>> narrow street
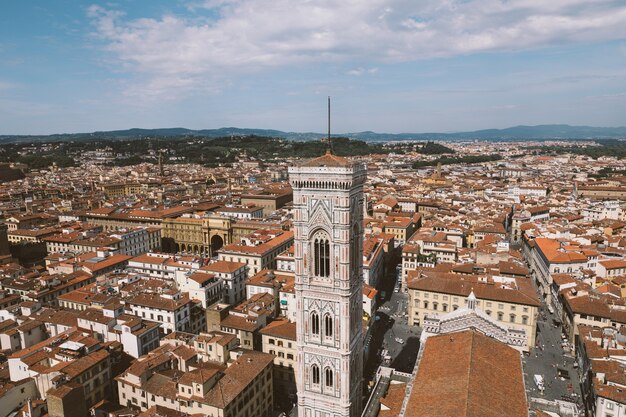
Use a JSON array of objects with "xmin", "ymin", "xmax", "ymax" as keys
[
  {"xmin": 364, "ymin": 266, "xmax": 421, "ymax": 391},
  {"xmin": 522, "ymin": 305, "xmax": 582, "ymax": 407}
]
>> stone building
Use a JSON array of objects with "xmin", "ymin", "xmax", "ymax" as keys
[{"xmin": 289, "ymin": 150, "xmax": 366, "ymax": 417}]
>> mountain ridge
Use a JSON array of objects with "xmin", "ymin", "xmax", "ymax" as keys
[{"xmin": 1, "ymin": 124, "xmax": 626, "ymax": 143}]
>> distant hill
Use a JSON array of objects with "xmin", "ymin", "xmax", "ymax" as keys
[
  {"xmin": 1, "ymin": 124, "xmax": 625, "ymax": 143},
  {"xmin": 342, "ymin": 125, "xmax": 626, "ymax": 141}
]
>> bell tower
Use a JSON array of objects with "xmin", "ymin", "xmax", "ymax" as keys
[{"xmin": 289, "ymin": 146, "xmax": 366, "ymax": 417}]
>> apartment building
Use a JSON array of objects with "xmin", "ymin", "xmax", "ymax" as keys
[
  {"xmin": 410, "ymin": 231, "xmax": 458, "ymax": 264},
  {"xmin": 276, "ymin": 246, "xmax": 295, "ymax": 274},
  {"xmin": 215, "ymin": 205, "xmax": 264, "ymax": 219},
  {"xmin": 159, "ymin": 330, "xmax": 238, "ymax": 364},
  {"xmin": 211, "ymin": 293, "xmax": 274, "ymax": 350},
  {"xmin": 8, "ymin": 330, "xmax": 112, "ymax": 408},
  {"xmin": 174, "ymin": 269, "xmax": 223, "ymax": 308},
  {"xmin": 576, "ymin": 325, "xmax": 626, "ymax": 417},
  {"xmin": 115, "ymin": 345, "xmax": 274, "ymax": 417},
  {"xmin": 0, "ymin": 319, "xmax": 47, "ymax": 352},
  {"xmin": 245, "ymin": 269, "xmax": 294, "ymax": 302},
  {"xmin": 8, "ymin": 227, "xmax": 58, "ymax": 244},
  {"xmin": 201, "ymin": 260, "xmax": 248, "ymax": 306},
  {"xmin": 126, "ymin": 291, "xmax": 192, "ymax": 335},
  {"xmin": 363, "ymin": 236, "xmax": 384, "ymax": 287},
  {"xmin": 528, "ymin": 237, "xmax": 597, "ymax": 307},
  {"xmin": 260, "ymin": 318, "xmax": 298, "ymax": 404},
  {"xmin": 127, "ymin": 252, "xmax": 200, "ymax": 280},
  {"xmin": 561, "ymin": 287, "xmax": 626, "ymax": 345},
  {"xmin": 3, "ymin": 270, "xmax": 96, "ymax": 306},
  {"xmin": 218, "ymin": 229, "xmax": 294, "ymax": 277},
  {"xmin": 240, "ymin": 189, "xmax": 293, "ymax": 216},
  {"xmin": 407, "ymin": 270, "xmax": 540, "ymax": 350}
]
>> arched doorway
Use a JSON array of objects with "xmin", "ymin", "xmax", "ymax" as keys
[{"xmin": 210, "ymin": 235, "xmax": 224, "ymax": 256}]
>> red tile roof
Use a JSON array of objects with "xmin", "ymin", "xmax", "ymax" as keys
[{"xmin": 406, "ymin": 330, "xmax": 528, "ymax": 417}]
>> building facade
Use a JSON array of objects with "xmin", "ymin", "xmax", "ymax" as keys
[
  {"xmin": 161, "ymin": 215, "xmax": 232, "ymax": 256},
  {"xmin": 289, "ymin": 151, "xmax": 366, "ymax": 417}
]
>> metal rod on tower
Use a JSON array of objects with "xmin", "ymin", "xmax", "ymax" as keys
[{"xmin": 327, "ymin": 96, "xmax": 332, "ymax": 154}]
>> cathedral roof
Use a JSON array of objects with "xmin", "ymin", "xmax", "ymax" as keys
[{"xmin": 299, "ymin": 150, "xmax": 352, "ymax": 168}]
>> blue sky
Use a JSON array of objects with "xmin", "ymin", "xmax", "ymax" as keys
[{"xmin": 1, "ymin": 0, "xmax": 626, "ymax": 135}]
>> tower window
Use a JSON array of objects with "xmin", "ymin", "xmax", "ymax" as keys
[
  {"xmin": 312, "ymin": 364, "xmax": 320, "ymax": 384},
  {"xmin": 311, "ymin": 312, "xmax": 320, "ymax": 335},
  {"xmin": 313, "ymin": 231, "xmax": 331, "ymax": 277},
  {"xmin": 324, "ymin": 314, "xmax": 333, "ymax": 338},
  {"xmin": 325, "ymin": 368, "xmax": 333, "ymax": 388}
]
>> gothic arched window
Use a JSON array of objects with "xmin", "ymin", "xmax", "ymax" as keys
[
  {"xmin": 311, "ymin": 312, "xmax": 320, "ymax": 335},
  {"xmin": 324, "ymin": 314, "xmax": 333, "ymax": 338},
  {"xmin": 325, "ymin": 368, "xmax": 334, "ymax": 388},
  {"xmin": 312, "ymin": 364, "xmax": 320, "ymax": 384},
  {"xmin": 312, "ymin": 230, "xmax": 331, "ymax": 277}
]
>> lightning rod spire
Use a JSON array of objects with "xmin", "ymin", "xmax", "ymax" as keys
[{"xmin": 327, "ymin": 96, "xmax": 332, "ymax": 154}]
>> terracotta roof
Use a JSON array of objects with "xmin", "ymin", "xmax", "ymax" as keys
[
  {"xmin": 220, "ymin": 231, "xmax": 293, "ymax": 256},
  {"xmin": 259, "ymin": 318, "xmax": 296, "ymax": 341},
  {"xmin": 189, "ymin": 271, "xmax": 218, "ymax": 285},
  {"xmin": 534, "ymin": 238, "xmax": 588, "ymax": 264},
  {"xmin": 201, "ymin": 260, "xmax": 247, "ymax": 274},
  {"xmin": 600, "ymin": 259, "xmax": 626, "ymax": 270},
  {"xmin": 299, "ymin": 150, "xmax": 352, "ymax": 168},
  {"xmin": 378, "ymin": 381, "xmax": 406, "ymax": 417},
  {"xmin": 128, "ymin": 293, "xmax": 190, "ymax": 312},
  {"xmin": 220, "ymin": 314, "xmax": 258, "ymax": 332},
  {"xmin": 407, "ymin": 270, "xmax": 540, "ymax": 307},
  {"xmin": 406, "ymin": 330, "xmax": 528, "ymax": 417}
]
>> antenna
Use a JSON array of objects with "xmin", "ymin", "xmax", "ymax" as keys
[{"xmin": 327, "ymin": 96, "xmax": 333, "ymax": 154}]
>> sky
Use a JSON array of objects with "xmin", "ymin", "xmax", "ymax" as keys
[{"xmin": 1, "ymin": 0, "xmax": 626, "ymax": 135}]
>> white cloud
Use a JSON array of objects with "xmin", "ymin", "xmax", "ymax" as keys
[
  {"xmin": 87, "ymin": 0, "xmax": 626, "ymax": 99},
  {"xmin": 0, "ymin": 81, "xmax": 18, "ymax": 91},
  {"xmin": 584, "ymin": 92, "xmax": 626, "ymax": 101},
  {"xmin": 347, "ymin": 67, "xmax": 379, "ymax": 76}
]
